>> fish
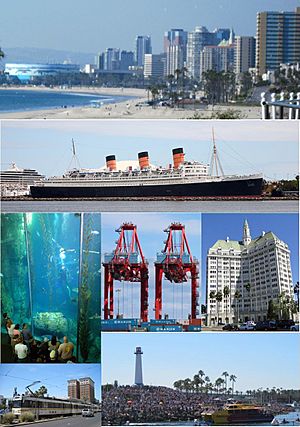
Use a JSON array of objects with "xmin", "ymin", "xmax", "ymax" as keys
[
  {"xmin": 83, "ymin": 250, "xmax": 100, "ymax": 255},
  {"xmin": 0, "ymin": 273, "xmax": 3, "ymax": 278},
  {"xmin": 91, "ymin": 230, "xmax": 100, "ymax": 235},
  {"xmin": 71, "ymin": 288, "xmax": 79, "ymax": 293}
]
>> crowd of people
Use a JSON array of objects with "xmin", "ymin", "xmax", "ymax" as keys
[
  {"xmin": 102, "ymin": 385, "xmax": 210, "ymax": 425},
  {"xmin": 3, "ymin": 313, "xmax": 76, "ymax": 363}
]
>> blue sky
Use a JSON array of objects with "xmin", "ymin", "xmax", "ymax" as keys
[
  {"xmin": 1, "ymin": 0, "xmax": 299, "ymax": 53},
  {"xmin": 1, "ymin": 120, "xmax": 298, "ymax": 180},
  {"xmin": 201, "ymin": 213, "xmax": 299, "ymax": 303},
  {"xmin": 102, "ymin": 333, "xmax": 300, "ymax": 390},
  {"xmin": 101, "ymin": 213, "xmax": 201, "ymax": 319},
  {"xmin": 0, "ymin": 364, "xmax": 101, "ymax": 400}
]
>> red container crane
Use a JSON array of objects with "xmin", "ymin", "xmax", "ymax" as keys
[
  {"xmin": 154, "ymin": 222, "xmax": 199, "ymax": 320},
  {"xmin": 103, "ymin": 223, "xmax": 149, "ymax": 322}
]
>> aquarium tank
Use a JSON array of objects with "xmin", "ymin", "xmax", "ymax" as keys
[{"xmin": 1, "ymin": 213, "xmax": 101, "ymax": 363}]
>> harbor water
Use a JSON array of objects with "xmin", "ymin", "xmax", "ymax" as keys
[
  {"xmin": 1, "ymin": 200, "xmax": 298, "ymax": 213},
  {"xmin": 0, "ymin": 212, "xmax": 101, "ymax": 362}
]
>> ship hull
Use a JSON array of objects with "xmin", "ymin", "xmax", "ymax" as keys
[
  {"xmin": 213, "ymin": 413, "xmax": 273, "ymax": 425},
  {"xmin": 30, "ymin": 177, "xmax": 263, "ymax": 199}
]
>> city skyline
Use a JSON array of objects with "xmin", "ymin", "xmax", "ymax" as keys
[
  {"xmin": 0, "ymin": 364, "xmax": 101, "ymax": 400},
  {"xmin": 1, "ymin": 120, "xmax": 298, "ymax": 180},
  {"xmin": 1, "ymin": 1, "xmax": 299, "ymax": 54},
  {"xmin": 102, "ymin": 333, "xmax": 300, "ymax": 390}
]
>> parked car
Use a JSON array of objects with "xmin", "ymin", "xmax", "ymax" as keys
[
  {"xmin": 290, "ymin": 324, "xmax": 299, "ymax": 331},
  {"xmin": 222, "ymin": 323, "xmax": 239, "ymax": 331},
  {"xmin": 255, "ymin": 320, "xmax": 277, "ymax": 331},
  {"xmin": 276, "ymin": 319, "xmax": 295, "ymax": 329},
  {"xmin": 82, "ymin": 409, "xmax": 94, "ymax": 417},
  {"xmin": 239, "ymin": 321, "xmax": 256, "ymax": 331}
]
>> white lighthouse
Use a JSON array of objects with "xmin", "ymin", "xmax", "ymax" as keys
[{"xmin": 134, "ymin": 347, "xmax": 143, "ymax": 386}]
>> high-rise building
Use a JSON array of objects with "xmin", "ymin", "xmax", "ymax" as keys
[
  {"xmin": 79, "ymin": 377, "xmax": 95, "ymax": 403},
  {"xmin": 120, "ymin": 50, "xmax": 135, "ymax": 71},
  {"xmin": 104, "ymin": 48, "xmax": 120, "ymax": 71},
  {"xmin": 68, "ymin": 379, "xmax": 80, "ymax": 400},
  {"xmin": 143, "ymin": 54, "xmax": 165, "ymax": 78},
  {"xmin": 164, "ymin": 29, "xmax": 187, "ymax": 76},
  {"xmin": 206, "ymin": 220, "xmax": 293, "ymax": 326},
  {"xmin": 213, "ymin": 28, "xmax": 231, "ymax": 44},
  {"xmin": 186, "ymin": 26, "xmax": 216, "ymax": 79},
  {"xmin": 134, "ymin": 347, "xmax": 143, "ymax": 386},
  {"xmin": 234, "ymin": 36, "xmax": 256, "ymax": 74},
  {"xmin": 200, "ymin": 44, "xmax": 235, "ymax": 76},
  {"xmin": 135, "ymin": 36, "xmax": 152, "ymax": 67},
  {"xmin": 95, "ymin": 53, "xmax": 105, "ymax": 70},
  {"xmin": 256, "ymin": 7, "xmax": 300, "ymax": 75}
]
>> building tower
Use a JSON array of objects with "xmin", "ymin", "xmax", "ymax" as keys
[
  {"xmin": 243, "ymin": 219, "xmax": 252, "ymax": 245},
  {"xmin": 256, "ymin": 7, "xmax": 300, "ymax": 76},
  {"xmin": 164, "ymin": 29, "xmax": 187, "ymax": 76},
  {"xmin": 134, "ymin": 347, "xmax": 143, "ymax": 386},
  {"xmin": 135, "ymin": 36, "xmax": 152, "ymax": 67},
  {"xmin": 79, "ymin": 377, "xmax": 95, "ymax": 403},
  {"xmin": 68, "ymin": 379, "xmax": 80, "ymax": 400}
]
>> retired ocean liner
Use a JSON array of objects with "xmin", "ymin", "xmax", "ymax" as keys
[{"xmin": 30, "ymin": 142, "xmax": 263, "ymax": 199}]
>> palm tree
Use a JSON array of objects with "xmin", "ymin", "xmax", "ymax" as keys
[
  {"xmin": 193, "ymin": 374, "xmax": 200, "ymax": 393},
  {"xmin": 183, "ymin": 378, "xmax": 192, "ymax": 393},
  {"xmin": 244, "ymin": 283, "xmax": 251, "ymax": 321},
  {"xmin": 215, "ymin": 378, "xmax": 224, "ymax": 395},
  {"xmin": 223, "ymin": 286, "xmax": 230, "ymax": 322},
  {"xmin": 222, "ymin": 371, "xmax": 229, "ymax": 394},
  {"xmin": 230, "ymin": 375, "xmax": 237, "ymax": 396},
  {"xmin": 234, "ymin": 290, "xmax": 242, "ymax": 323},
  {"xmin": 198, "ymin": 370, "xmax": 205, "ymax": 393},
  {"xmin": 216, "ymin": 291, "xmax": 223, "ymax": 324},
  {"xmin": 209, "ymin": 291, "xmax": 216, "ymax": 325}
]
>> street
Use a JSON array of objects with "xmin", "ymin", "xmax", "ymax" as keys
[{"xmin": 19, "ymin": 413, "xmax": 101, "ymax": 427}]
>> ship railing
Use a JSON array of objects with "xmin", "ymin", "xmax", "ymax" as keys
[{"xmin": 261, "ymin": 92, "xmax": 300, "ymax": 120}]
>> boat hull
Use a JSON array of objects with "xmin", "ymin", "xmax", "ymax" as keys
[{"xmin": 30, "ymin": 178, "xmax": 263, "ymax": 198}]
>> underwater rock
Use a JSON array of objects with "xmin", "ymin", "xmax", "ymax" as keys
[{"xmin": 34, "ymin": 312, "xmax": 68, "ymax": 334}]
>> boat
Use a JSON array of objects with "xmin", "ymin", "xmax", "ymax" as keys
[
  {"xmin": 1, "ymin": 162, "xmax": 45, "ymax": 197},
  {"xmin": 204, "ymin": 403, "xmax": 274, "ymax": 425},
  {"xmin": 29, "ymin": 137, "xmax": 263, "ymax": 199}
]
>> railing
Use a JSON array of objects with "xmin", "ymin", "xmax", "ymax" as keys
[{"xmin": 261, "ymin": 92, "xmax": 300, "ymax": 119}]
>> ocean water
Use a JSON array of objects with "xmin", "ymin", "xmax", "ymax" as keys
[
  {"xmin": 1, "ymin": 200, "xmax": 298, "ymax": 213},
  {"xmin": 0, "ymin": 89, "xmax": 132, "ymax": 112},
  {"xmin": 0, "ymin": 212, "xmax": 101, "ymax": 363}
]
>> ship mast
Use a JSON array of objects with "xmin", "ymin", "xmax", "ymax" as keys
[
  {"xmin": 67, "ymin": 138, "xmax": 81, "ymax": 171},
  {"xmin": 209, "ymin": 128, "xmax": 224, "ymax": 177}
]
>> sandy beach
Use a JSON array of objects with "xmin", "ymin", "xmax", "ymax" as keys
[{"xmin": 0, "ymin": 85, "xmax": 261, "ymax": 119}]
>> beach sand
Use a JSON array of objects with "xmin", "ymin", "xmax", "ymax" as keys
[{"xmin": 0, "ymin": 86, "xmax": 261, "ymax": 119}]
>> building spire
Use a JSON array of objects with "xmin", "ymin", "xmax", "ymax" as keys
[{"xmin": 243, "ymin": 219, "xmax": 251, "ymax": 245}]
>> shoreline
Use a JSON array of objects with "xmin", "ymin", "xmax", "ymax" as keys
[{"xmin": 0, "ymin": 85, "xmax": 261, "ymax": 119}]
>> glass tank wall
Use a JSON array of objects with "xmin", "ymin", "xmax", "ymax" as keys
[{"xmin": 1, "ymin": 213, "xmax": 101, "ymax": 363}]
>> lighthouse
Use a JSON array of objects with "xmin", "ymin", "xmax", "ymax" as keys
[{"xmin": 134, "ymin": 347, "xmax": 143, "ymax": 386}]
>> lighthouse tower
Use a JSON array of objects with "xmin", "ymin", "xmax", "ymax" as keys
[{"xmin": 134, "ymin": 347, "xmax": 143, "ymax": 386}]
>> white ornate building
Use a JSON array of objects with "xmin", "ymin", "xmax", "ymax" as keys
[{"xmin": 206, "ymin": 220, "xmax": 294, "ymax": 325}]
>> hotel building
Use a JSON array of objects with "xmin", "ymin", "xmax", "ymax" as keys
[
  {"xmin": 256, "ymin": 7, "xmax": 300, "ymax": 75},
  {"xmin": 206, "ymin": 220, "xmax": 294, "ymax": 326}
]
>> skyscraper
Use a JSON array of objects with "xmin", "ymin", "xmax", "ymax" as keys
[
  {"xmin": 256, "ymin": 7, "xmax": 300, "ymax": 75},
  {"xmin": 120, "ymin": 50, "xmax": 135, "ymax": 71},
  {"xmin": 134, "ymin": 347, "xmax": 143, "ymax": 386},
  {"xmin": 135, "ymin": 36, "xmax": 152, "ymax": 67},
  {"xmin": 144, "ymin": 54, "xmax": 165, "ymax": 78},
  {"xmin": 79, "ymin": 377, "xmax": 95, "ymax": 403},
  {"xmin": 234, "ymin": 36, "xmax": 256, "ymax": 74},
  {"xmin": 104, "ymin": 48, "xmax": 120, "ymax": 71},
  {"xmin": 206, "ymin": 220, "xmax": 294, "ymax": 326},
  {"xmin": 164, "ymin": 29, "xmax": 187, "ymax": 76},
  {"xmin": 186, "ymin": 26, "xmax": 215, "ymax": 79},
  {"xmin": 68, "ymin": 379, "xmax": 80, "ymax": 400}
]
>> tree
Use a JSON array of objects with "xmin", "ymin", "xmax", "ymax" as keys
[
  {"xmin": 215, "ymin": 291, "xmax": 223, "ymax": 324},
  {"xmin": 267, "ymin": 299, "xmax": 278, "ymax": 320},
  {"xmin": 36, "ymin": 386, "xmax": 47, "ymax": 397},
  {"xmin": 230, "ymin": 375, "xmax": 237, "ymax": 396},
  {"xmin": 234, "ymin": 290, "xmax": 242, "ymax": 323},
  {"xmin": 222, "ymin": 371, "xmax": 229, "ymax": 394},
  {"xmin": 0, "ymin": 48, "xmax": 4, "ymax": 59},
  {"xmin": 223, "ymin": 286, "xmax": 230, "ymax": 322}
]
